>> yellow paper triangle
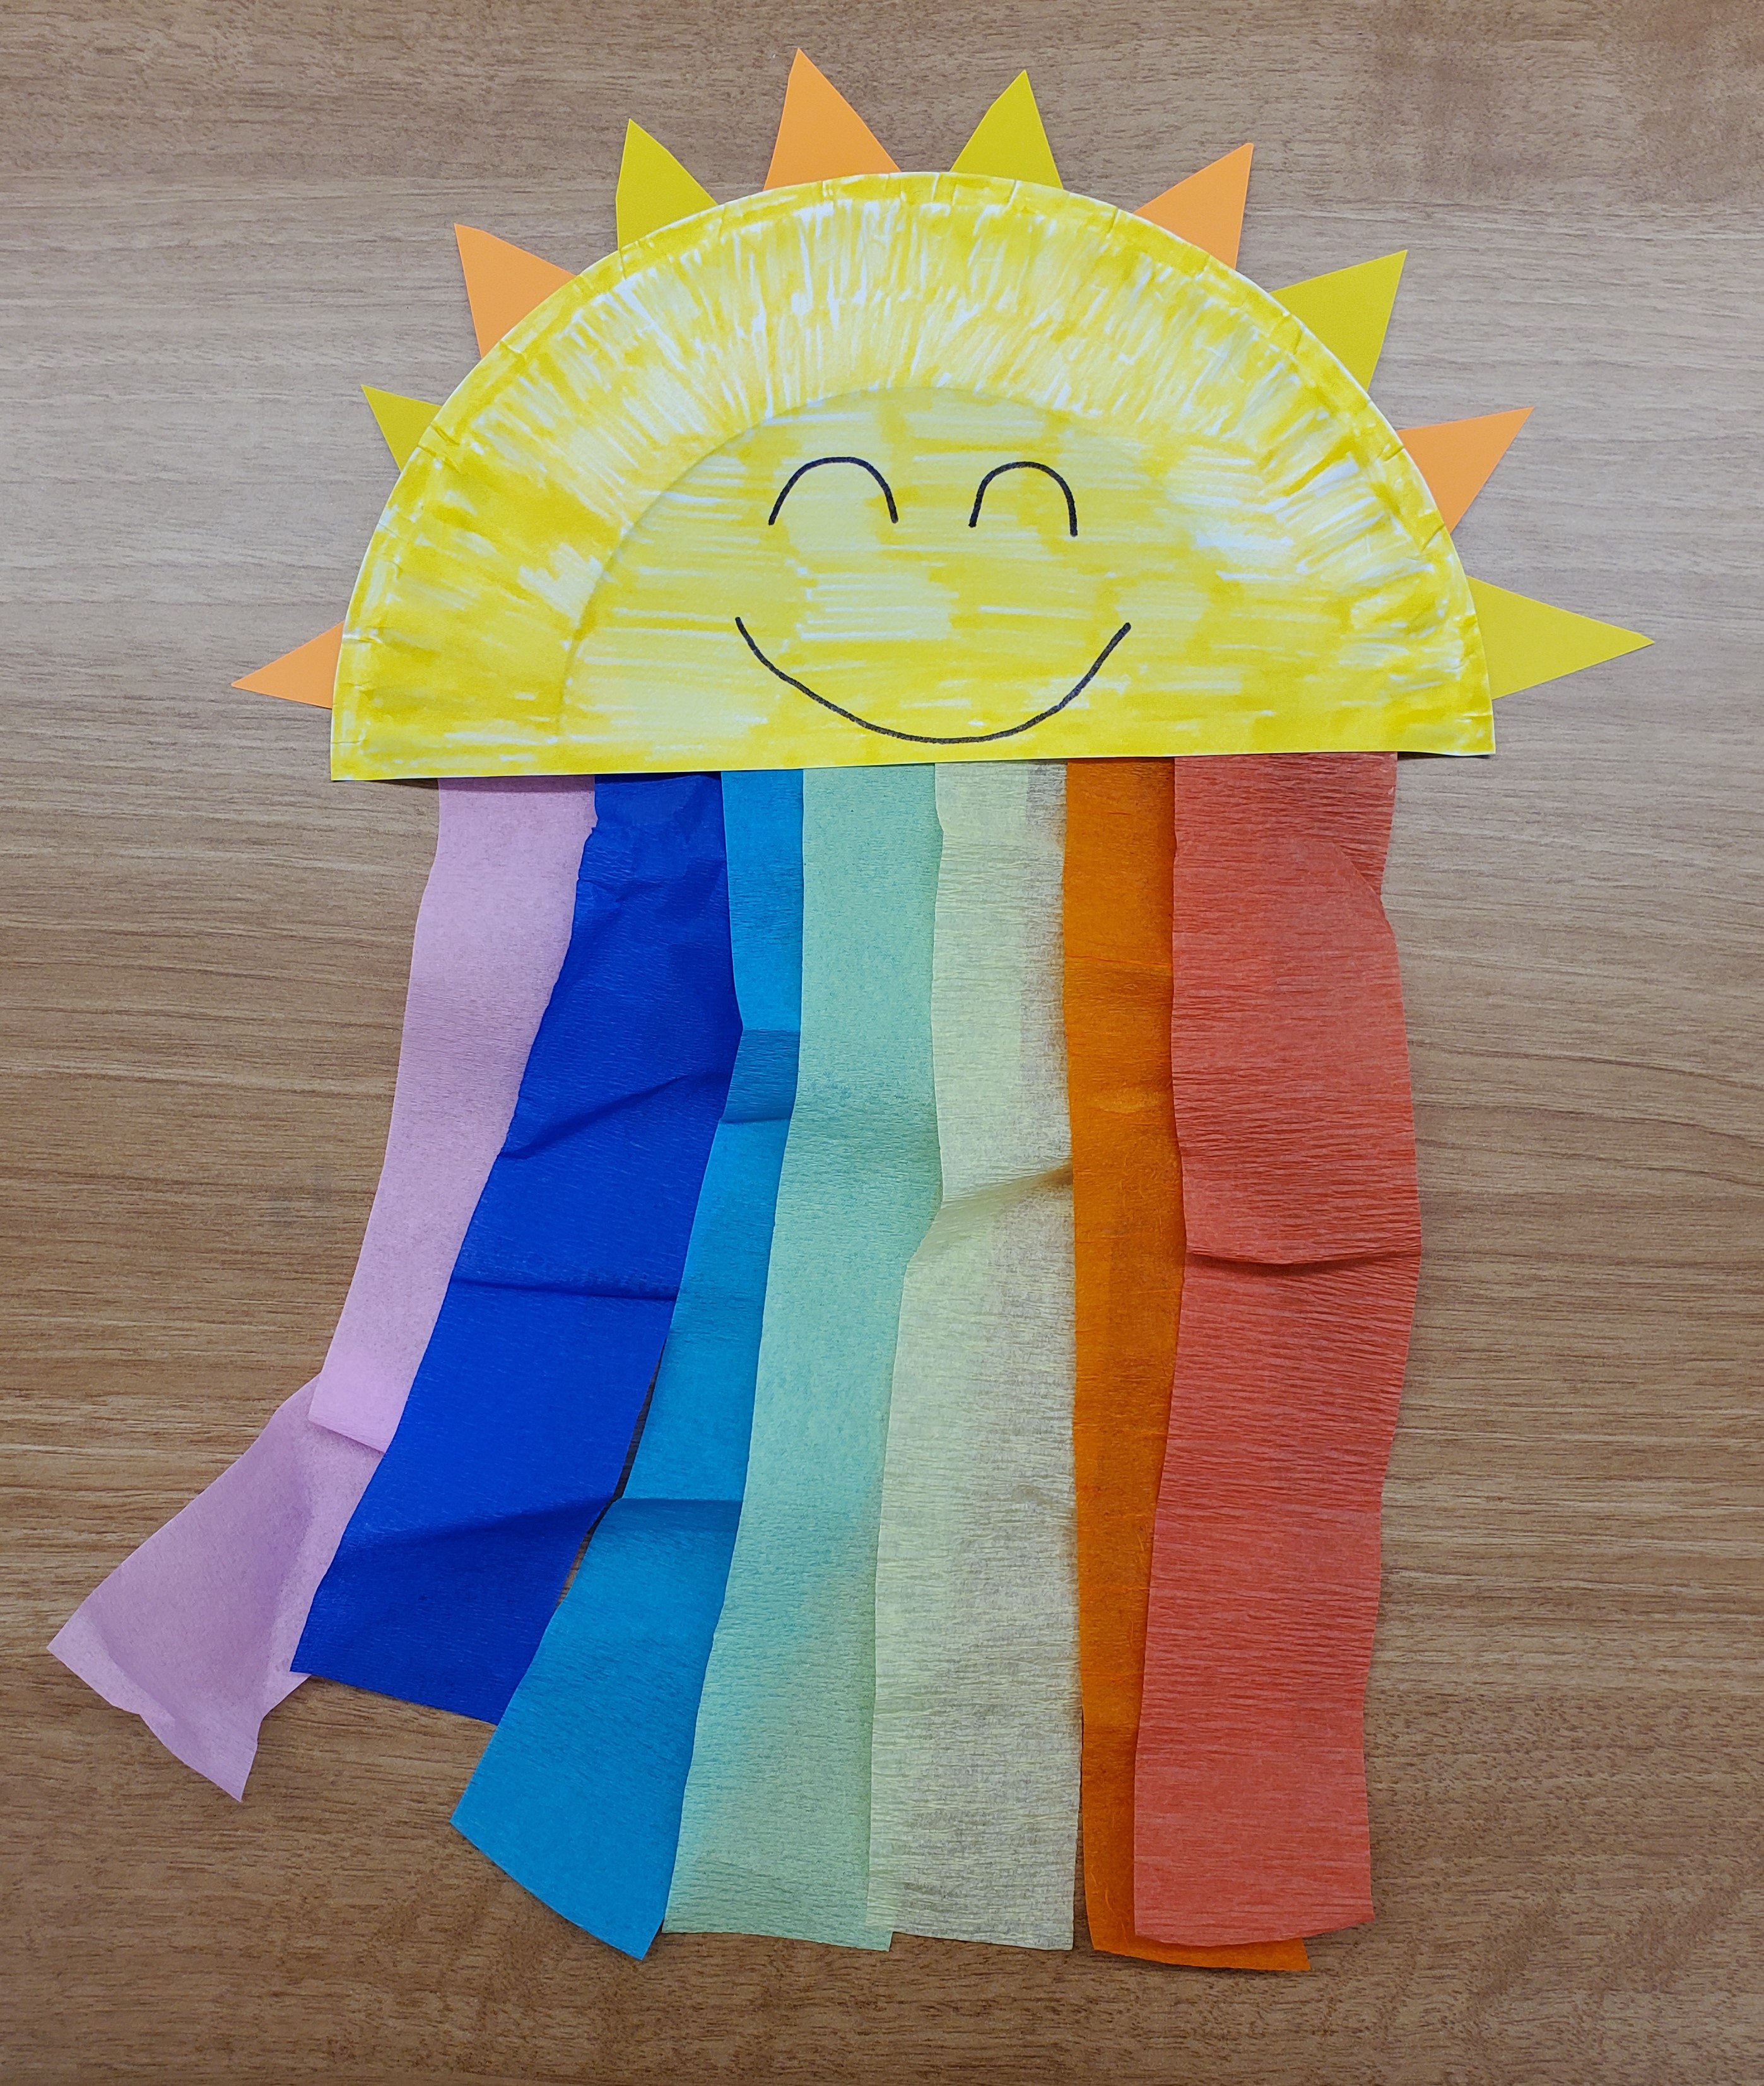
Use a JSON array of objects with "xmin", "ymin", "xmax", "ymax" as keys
[
  {"xmin": 766, "ymin": 50, "xmax": 898, "ymax": 187},
  {"xmin": 1276, "ymin": 251, "xmax": 1406, "ymax": 389},
  {"xmin": 617, "ymin": 121, "xmax": 716, "ymax": 247},
  {"xmin": 454, "ymin": 226, "xmax": 574, "ymax": 358},
  {"xmin": 233, "ymin": 623, "xmax": 343, "ymax": 709},
  {"xmin": 1469, "ymin": 579, "xmax": 1650, "ymax": 699},
  {"xmin": 362, "ymin": 386, "xmax": 438, "ymax": 470},
  {"xmin": 952, "ymin": 72, "xmax": 1062, "ymax": 188},
  {"xmin": 1136, "ymin": 143, "xmax": 1254, "ymax": 269}
]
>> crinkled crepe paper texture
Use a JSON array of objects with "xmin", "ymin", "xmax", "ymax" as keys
[
  {"xmin": 310, "ymin": 777, "xmax": 596, "ymax": 1450},
  {"xmin": 295, "ymin": 774, "xmax": 739, "ymax": 1724},
  {"xmin": 1062, "ymin": 758, "xmax": 1307, "ymax": 1971},
  {"xmin": 331, "ymin": 175, "xmax": 1490, "ymax": 779},
  {"xmin": 868, "ymin": 761, "xmax": 1079, "ymax": 1949},
  {"xmin": 50, "ymin": 1381, "xmax": 377, "ymax": 1800},
  {"xmin": 1135, "ymin": 753, "xmax": 1421, "ymax": 1945},
  {"xmin": 454, "ymin": 769, "xmax": 803, "ymax": 1958},
  {"xmin": 666, "ymin": 765, "xmax": 942, "ymax": 1950},
  {"xmin": 50, "ymin": 780, "xmax": 593, "ymax": 1795}
]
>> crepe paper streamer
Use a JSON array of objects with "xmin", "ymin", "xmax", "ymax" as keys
[
  {"xmin": 453, "ymin": 769, "xmax": 803, "ymax": 1959},
  {"xmin": 952, "ymin": 72, "xmax": 1062, "ymax": 189},
  {"xmin": 363, "ymin": 385, "xmax": 439, "ymax": 471},
  {"xmin": 293, "ymin": 773, "xmax": 740, "ymax": 1724},
  {"xmin": 666, "ymin": 764, "xmax": 942, "ymax": 1950},
  {"xmin": 1399, "ymin": 408, "xmax": 1532, "ymax": 531},
  {"xmin": 867, "ymin": 761, "xmax": 1079, "ymax": 1950},
  {"xmin": 50, "ymin": 1380, "xmax": 378, "ymax": 1800},
  {"xmin": 233, "ymin": 623, "xmax": 341, "ymax": 708},
  {"xmin": 764, "ymin": 50, "xmax": 897, "ymax": 189},
  {"xmin": 1062, "ymin": 758, "xmax": 1308, "ymax": 1974},
  {"xmin": 616, "ymin": 122, "xmax": 715, "ymax": 249},
  {"xmin": 307, "ymin": 778, "xmax": 596, "ymax": 1452},
  {"xmin": 1136, "ymin": 143, "xmax": 1254, "ymax": 269},
  {"xmin": 1469, "ymin": 577, "xmax": 1652, "ymax": 699},
  {"xmin": 454, "ymin": 225, "xmax": 573, "ymax": 357},
  {"xmin": 1276, "ymin": 252, "xmax": 1406, "ymax": 389},
  {"xmin": 1134, "ymin": 752, "xmax": 1423, "ymax": 1947}
]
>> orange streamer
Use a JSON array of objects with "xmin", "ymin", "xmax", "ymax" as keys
[
  {"xmin": 1064, "ymin": 758, "xmax": 1307, "ymax": 1972},
  {"xmin": 1134, "ymin": 753, "xmax": 1423, "ymax": 1946}
]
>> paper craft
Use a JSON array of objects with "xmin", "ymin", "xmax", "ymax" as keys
[
  {"xmin": 309, "ymin": 778, "xmax": 594, "ymax": 1450},
  {"xmin": 1063, "ymin": 758, "xmax": 1308, "ymax": 1972},
  {"xmin": 452, "ymin": 768, "xmax": 803, "ymax": 1958},
  {"xmin": 1136, "ymin": 143, "xmax": 1254, "ymax": 267},
  {"xmin": 765, "ymin": 50, "xmax": 898, "ymax": 189},
  {"xmin": 1136, "ymin": 754, "xmax": 1421, "ymax": 1943},
  {"xmin": 67, "ymin": 49, "xmax": 1655, "ymax": 1978},
  {"xmin": 51, "ymin": 1381, "xmax": 378, "ymax": 1798},
  {"xmin": 454, "ymin": 224, "xmax": 574, "ymax": 356},
  {"xmin": 868, "ymin": 763, "xmax": 1078, "ymax": 1949},
  {"xmin": 293, "ymin": 774, "xmax": 739, "ymax": 1722},
  {"xmin": 616, "ymin": 124, "xmax": 716, "ymax": 249},
  {"xmin": 666, "ymin": 767, "xmax": 942, "ymax": 1950},
  {"xmin": 362, "ymin": 386, "xmax": 440, "ymax": 471},
  {"xmin": 1399, "ymin": 409, "xmax": 1532, "ymax": 532}
]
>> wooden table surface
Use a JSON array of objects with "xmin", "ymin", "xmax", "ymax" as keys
[{"xmin": 5, "ymin": 4, "xmax": 1760, "ymax": 2080}]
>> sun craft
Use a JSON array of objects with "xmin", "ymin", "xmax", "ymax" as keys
[{"xmin": 73, "ymin": 51, "xmax": 1649, "ymax": 1975}]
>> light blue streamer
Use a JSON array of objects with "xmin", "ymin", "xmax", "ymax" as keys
[{"xmin": 452, "ymin": 770, "xmax": 803, "ymax": 1957}]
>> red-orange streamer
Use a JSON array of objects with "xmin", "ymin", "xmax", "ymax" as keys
[
  {"xmin": 1134, "ymin": 753, "xmax": 1422, "ymax": 1946},
  {"xmin": 1064, "ymin": 758, "xmax": 1307, "ymax": 1971}
]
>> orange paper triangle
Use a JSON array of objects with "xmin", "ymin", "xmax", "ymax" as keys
[
  {"xmin": 454, "ymin": 225, "xmax": 574, "ymax": 358},
  {"xmin": 766, "ymin": 50, "xmax": 898, "ymax": 188},
  {"xmin": 1399, "ymin": 407, "xmax": 1533, "ymax": 530},
  {"xmin": 233, "ymin": 623, "xmax": 343, "ymax": 709},
  {"xmin": 1136, "ymin": 143, "xmax": 1254, "ymax": 269}
]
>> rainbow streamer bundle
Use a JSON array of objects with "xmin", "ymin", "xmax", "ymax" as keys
[{"xmin": 52, "ymin": 55, "xmax": 1647, "ymax": 1967}]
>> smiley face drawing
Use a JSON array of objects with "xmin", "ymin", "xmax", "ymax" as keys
[{"xmin": 161, "ymin": 56, "xmax": 1650, "ymax": 1969}]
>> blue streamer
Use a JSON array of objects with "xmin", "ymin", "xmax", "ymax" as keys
[
  {"xmin": 294, "ymin": 773, "xmax": 740, "ymax": 1723},
  {"xmin": 452, "ymin": 769, "xmax": 803, "ymax": 1955}
]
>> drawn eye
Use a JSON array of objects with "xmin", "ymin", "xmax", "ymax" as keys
[
  {"xmin": 968, "ymin": 460, "xmax": 1079, "ymax": 538},
  {"xmin": 767, "ymin": 455, "xmax": 899, "ymax": 526}
]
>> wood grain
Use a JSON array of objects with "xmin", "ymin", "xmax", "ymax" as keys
[{"xmin": 4, "ymin": 3, "xmax": 1760, "ymax": 2080}]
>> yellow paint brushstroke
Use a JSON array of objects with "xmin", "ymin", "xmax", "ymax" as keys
[
  {"xmin": 1470, "ymin": 578, "xmax": 1650, "ymax": 698},
  {"xmin": 616, "ymin": 121, "xmax": 716, "ymax": 248},
  {"xmin": 332, "ymin": 176, "xmax": 1490, "ymax": 778}
]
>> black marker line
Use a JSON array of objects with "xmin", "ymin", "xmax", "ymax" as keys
[
  {"xmin": 968, "ymin": 460, "xmax": 1079, "ymax": 537},
  {"xmin": 767, "ymin": 455, "xmax": 899, "ymax": 527},
  {"xmin": 734, "ymin": 617, "xmax": 1131, "ymax": 746}
]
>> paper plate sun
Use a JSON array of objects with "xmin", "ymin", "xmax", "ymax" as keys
[{"xmin": 78, "ymin": 54, "xmax": 1649, "ymax": 1970}]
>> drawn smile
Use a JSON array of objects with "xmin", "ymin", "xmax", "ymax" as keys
[{"xmin": 734, "ymin": 617, "xmax": 1132, "ymax": 746}]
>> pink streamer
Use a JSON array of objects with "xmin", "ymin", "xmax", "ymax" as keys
[
  {"xmin": 50, "ymin": 777, "xmax": 594, "ymax": 1794},
  {"xmin": 310, "ymin": 776, "xmax": 596, "ymax": 1450}
]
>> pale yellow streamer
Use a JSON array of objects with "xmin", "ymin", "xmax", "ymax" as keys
[{"xmin": 867, "ymin": 760, "xmax": 1079, "ymax": 1948}]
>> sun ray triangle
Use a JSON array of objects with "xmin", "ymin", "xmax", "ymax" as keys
[
  {"xmin": 454, "ymin": 225, "xmax": 574, "ymax": 358},
  {"xmin": 1399, "ymin": 408, "xmax": 1532, "ymax": 530},
  {"xmin": 362, "ymin": 386, "xmax": 439, "ymax": 471},
  {"xmin": 951, "ymin": 72, "xmax": 1062, "ymax": 189},
  {"xmin": 765, "ymin": 50, "xmax": 898, "ymax": 188},
  {"xmin": 616, "ymin": 122, "xmax": 716, "ymax": 248},
  {"xmin": 1276, "ymin": 251, "xmax": 1406, "ymax": 389},
  {"xmin": 1136, "ymin": 143, "xmax": 1254, "ymax": 269},
  {"xmin": 1470, "ymin": 578, "xmax": 1650, "ymax": 699},
  {"xmin": 233, "ymin": 623, "xmax": 343, "ymax": 709}
]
